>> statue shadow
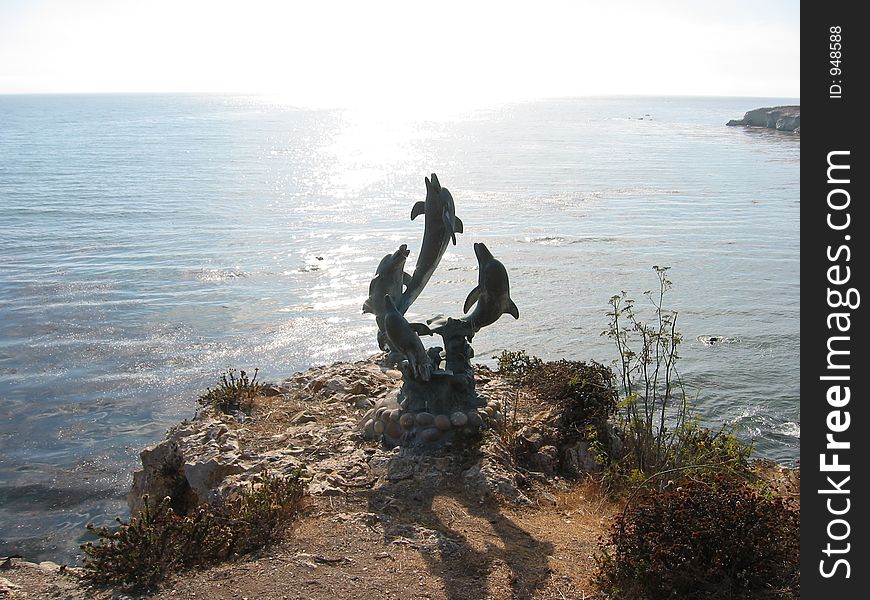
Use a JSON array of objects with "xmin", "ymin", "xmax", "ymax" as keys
[{"xmin": 365, "ymin": 450, "xmax": 554, "ymax": 600}]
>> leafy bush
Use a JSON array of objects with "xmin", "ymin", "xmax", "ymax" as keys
[
  {"xmin": 677, "ymin": 425, "xmax": 753, "ymax": 470},
  {"xmin": 595, "ymin": 473, "xmax": 799, "ymax": 600},
  {"xmin": 496, "ymin": 351, "xmax": 619, "ymax": 476},
  {"xmin": 497, "ymin": 350, "xmax": 618, "ymax": 442},
  {"xmin": 497, "ymin": 349, "xmax": 544, "ymax": 383},
  {"xmin": 198, "ymin": 368, "xmax": 262, "ymax": 414},
  {"xmin": 81, "ymin": 469, "xmax": 305, "ymax": 590}
]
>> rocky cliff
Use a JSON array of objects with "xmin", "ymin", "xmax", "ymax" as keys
[
  {"xmin": 727, "ymin": 105, "xmax": 800, "ymax": 134},
  {"xmin": 127, "ymin": 356, "xmax": 608, "ymax": 517}
]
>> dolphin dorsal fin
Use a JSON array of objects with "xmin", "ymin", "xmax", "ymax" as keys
[
  {"xmin": 403, "ymin": 271, "xmax": 412, "ymax": 286},
  {"xmin": 410, "ymin": 201, "xmax": 426, "ymax": 220},
  {"xmin": 444, "ymin": 213, "xmax": 457, "ymax": 245},
  {"xmin": 506, "ymin": 299, "xmax": 519, "ymax": 319},
  {"xmin": 463, "ymin": 285, "xmax": 482, "ymax": 314},
  {"xmin": 362, "ymin": 298, "xmax": 374, "ymax": 314}
]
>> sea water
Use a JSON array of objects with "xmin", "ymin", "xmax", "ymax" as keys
[{"xmin": 0, "ymin": 94, "xmax": 799, "ymax": 561}]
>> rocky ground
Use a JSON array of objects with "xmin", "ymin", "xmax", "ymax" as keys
[
  {"xmin": 1, "ymin": 357, "xmax": 619, "ymax": 599},
  {"xmin": 1, "ymin": 356, "xmax": 799, "ymax": 599}
]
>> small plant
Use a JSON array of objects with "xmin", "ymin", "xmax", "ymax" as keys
[
  {"xmin": 497, "ymin": 349, "xmax": 543, "ymax": 384},
  {"xmin": 602, "ymin": 267, "xmax": 752, "ymax": 492},
  {"xmin": 595, "ymin": 473, "xmax": 799, "ymax": 599},
  {"xmin": 81, "ymin": 469, "xmax": 305, "ymax": 590},
  {"xmin": 198, "ymin": 368, "xmax": 262, "ymax": 414}
]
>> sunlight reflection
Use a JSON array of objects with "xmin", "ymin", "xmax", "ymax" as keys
[{"xmin": 323, "ymin": 110, "xmax": 427, "ymax": 198}]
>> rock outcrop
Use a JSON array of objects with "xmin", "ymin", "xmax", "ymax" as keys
[
  {"xmin": 726, "ymin": 106, "xmax": 800, "ymax": 133},
  {"xmin": 127, "ymin": 356, "xmax": 581, "ymax": 517}
]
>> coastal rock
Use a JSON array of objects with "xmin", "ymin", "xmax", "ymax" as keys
[
  {"xmin": 129, "ymin": 356, "xmax": 403, "ymax": 515},
  {"xmin": 463, "ymin": 460, "xmax": 531, "ymax": 505},
  {"xmin": 562, "ymin": 441, "xmax": 604, "ymax": 475},
  {"xmin": 726, "ymin": 106, "xmax": 800, "ymax": 133},
  {"xmin": 128, "ymin": 439, "xmax": 193, "ymax": 515},
  {"xmin": 529, "ymin": 445, "xmax": 559, "ymax": 474},
  {"xmin": 127, "ymin": 355, "xmax": 600, "ymax": 522}
]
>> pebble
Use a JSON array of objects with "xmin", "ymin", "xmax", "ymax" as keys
[
  {"xmin": 450, "ymin": 411, "xmax": 468, "ymax": 427},
  {"xmin": 415, "ymin": 412, "xmax": 435, "ymax": 426},
  {"xmin": 388, "ymin": 409, "xmax": 402, "ymax": 422},
  {"xmin": 399, "ymin": 413, "xmax": 415, "ymax": 429},
  {"xmin": 419, "ymin": 427, "xmax": 442, "ymax": 443},
  {"xmin": 374, "ymin": 420, "xmax": 385, "ymax": 435},
  {"xmin": 434, "ymin": 415, "xmax": 451, "ymax": 431},
  {"xmin": 385, "ymin": 420, "xmax": 403, "ymax": 439}
]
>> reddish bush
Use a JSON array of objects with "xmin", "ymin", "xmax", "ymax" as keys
[{"xmin": 596, "ymin": 474, "xmax": 799, "ymax": 599}]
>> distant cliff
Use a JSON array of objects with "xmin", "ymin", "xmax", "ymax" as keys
[{"xmin": 727, "ymin": 106, "xmax": 800, "ymax": 134}]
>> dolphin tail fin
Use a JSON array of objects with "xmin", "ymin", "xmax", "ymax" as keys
[
  {"xmin": 506, "ymin": 299, "xmax": 519, "ymax": 319},
  {"xmin": 411, "ymin": 201, "xmax": 425, "ymax": 220},
  {"xmin": 430, "ymin": 173, "xmax": 441, "ymax": 193},
  {"xmin": 463, "ymin": 285, "xmax": 482, "ymax": 314},
  {"xmin": 454, "ymin": 216, "xmax": 463, "ymax": 234}
]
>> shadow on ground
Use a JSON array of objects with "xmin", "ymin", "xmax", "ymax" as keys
[{"xmin": 366, "ymin": 449, "xmax": 554, "ymax": 600}]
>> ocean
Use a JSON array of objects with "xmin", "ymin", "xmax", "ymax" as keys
[{"xmin": 0, "ymin": 94, "xmax": 799, "ymax": 562}]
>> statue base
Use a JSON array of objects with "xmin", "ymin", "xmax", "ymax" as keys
[
  {"xmin": 361, "ymin": 318, "xmax": 504, "ymax": 449},
  {"xmin": 360, "ymin": 370, "xmax": 503, "ymax": 449}
]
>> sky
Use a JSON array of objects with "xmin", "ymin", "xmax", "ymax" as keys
[{"xmin": 0, "ymin": 0, "xmax": 800, "ymax": 109}]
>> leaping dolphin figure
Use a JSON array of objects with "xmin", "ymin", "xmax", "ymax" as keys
[
  {"xmin": 383, "ymin": 294, "xmax": 434, "ymax": 381},
  {"xmin": 363, "ymin": 244, "xmax": 412, "ymax": 350},
  {"xmin": 398, "ymin": 173, "xmax": 463, "ymax": 313},
  {"xmin": 462, "ymin": 242, "xmax": 519, "ymax": 332}
]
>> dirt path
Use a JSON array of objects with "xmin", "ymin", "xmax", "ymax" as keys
[
  {"xmin": 154, "ymin": 481, "xmax": 610, "ymax": 600},
  {"xmin": 3, "ymin": 480, "xmax": 612, "ymax": 600}
]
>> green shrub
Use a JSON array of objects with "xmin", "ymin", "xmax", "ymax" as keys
[
  {"xmin": 595, "ymin": 473, "xmax": 799, "ymax": 600},
  {"xmin": 528, "ymin": 359, "xmax": 617, "ymax": 439},
  {"xmin": 498, "ymin": 351, "xmax": 618, "ymax": 438},
  {"xmin": 198, "ymin": 368, "xmax": 262, "ymax": 414},
  {"xmin": 602, "ymin": 267, "xmax": 753, "ymax": 493},
  {"xmin": 81, "ymin": 469, "xmax": 305, "ymax": 590},
  {"xmin": 497, "ymin": 349, "xmax": 544, "ymax": 383},
  {"xmin": 678, "ymin": 425, "xmax": 753, "ymax": 469}
]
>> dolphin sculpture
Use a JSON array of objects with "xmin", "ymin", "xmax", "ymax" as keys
[
  {"xmin": 462, "ymin": 242, "xmax": 519, "ymax": 332},
  {"xmin": 398, "ymin": 173, "xmax": 463, "ymax": 313},
  {"xmin": 383, "ymin": 294, "xmax": 434, "ymax": 381},
  {"xmin": 363, "ymin": 244, "xmax": 412, "ymax": 350}
]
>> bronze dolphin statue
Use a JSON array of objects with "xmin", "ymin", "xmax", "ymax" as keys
[
  {"xmin": 383, "ymin": 294, "xmax": 433, "ymax": 381},
  {"xmin": 462, "ymin": 242, "xmax": 519, "ymax": 332},
  {"xmin": 398, "ymin": 173, "xmax": 463, "ymax": 313},
  {"xmin": 363, "ymin": 244, "xmax": 411, "ymax": 350}
]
